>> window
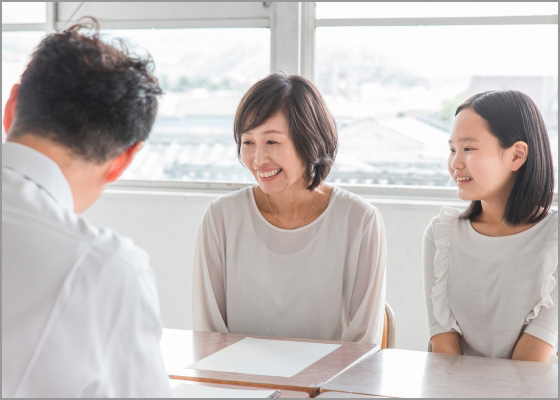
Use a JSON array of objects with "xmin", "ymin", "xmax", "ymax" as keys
[
  {"xmin": 316, "ymin": 2, "xmax": 558, "ymax": 19},
  {"xmin": 2, "ymin": 2, "xmax": 557, "ymax": 190},
  {"xmin": 1, "ymin": 0, "xmax": 48, "ymax": 138},
  {"xmin": 315, "ymin": 2, "xmax": 558, "ymax": 187},
  {"xmin": 1, "ymin": 2, "xmax": 271, "ymax": 182},
  {"xmin": 2, "ymin": 2, "xmax": 46, "ymax": 24},
  {"xmin": 104, "ymin": 28, "xmax": 270, "ymax": 181}
]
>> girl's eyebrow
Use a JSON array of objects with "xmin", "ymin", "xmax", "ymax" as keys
[{"xmin": 448, "ymin": 137, "xmax": 479, "ymax": 143}]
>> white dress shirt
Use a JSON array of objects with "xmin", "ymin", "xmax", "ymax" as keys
[
  {"xmin": 193, "ymin": 186, "xmax": 386, "ymax": 344},
  {"xmin": 423, "ymin": 206, "xmax": 558, "ymax": 360},
  {"xmin": 2, "ymin": 142, "xmax": 171, "ymax": 397}
]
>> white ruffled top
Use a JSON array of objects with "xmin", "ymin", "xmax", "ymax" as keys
[{"xmin": 423, "ymin": 207, "xmax": 558, "ymax": 359}]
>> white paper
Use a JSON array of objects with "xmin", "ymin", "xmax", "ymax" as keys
[
  {"xmin": 188, "ymin": 337, "xmax": 341, "ymax": 378},
  {"xmin": 169, "ymin": 380, "xmax": 279, "ymax": 398}
]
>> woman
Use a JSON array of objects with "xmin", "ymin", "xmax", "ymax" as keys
[
  {"xmin": 423, "ymin": 90, "xmax": 557, "ymax": 362},
  {"xmin": 193, "ymin": 73, "xmax": 386, "ymax": 343}
]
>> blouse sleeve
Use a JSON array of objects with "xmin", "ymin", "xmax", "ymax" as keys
[
  {"xmin": 523, "ymin": 225, "xmax": 558, "ymax": 348},
  {"xmin": 192, "ymin": 201, "xmax": 229, "ymax": 333},
  {"xmin": 422, "ymin": 207, "xmax": 462, "ymax": 339},
  {"xmin": 341, "ymin": 207, "xmax": 387, "ymax": 344}
]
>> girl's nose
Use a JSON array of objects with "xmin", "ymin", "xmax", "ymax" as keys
[{"xmin": 450, "ymin": 153, "xmax": 464, "ymax": 170}]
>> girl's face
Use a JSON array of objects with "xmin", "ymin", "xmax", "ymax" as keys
[
  {"xmin": 240, "ymin": 112, "xmax": 308, "ymax": 194},
  {"xmin": 448, "ymin": 108, "xmax": 518, "ymax": 203}
]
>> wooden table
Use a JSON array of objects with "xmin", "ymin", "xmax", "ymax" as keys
[
  {"xmin": 315, "ymin": 392, "xmax": 387, "ymax": 398},
  {"xmin": 169, "ymin": 379, "xmax": 309, "ymax": 398},
  {"xmin": 160, "ymin": 329, "xmax": 379, "ymax": 397},
  {"xmin": 320, "ymin": 348, "xmax": 559, "ymax": 398}
]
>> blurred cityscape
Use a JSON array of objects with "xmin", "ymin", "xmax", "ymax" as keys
[
  {"xmin": 2, "ymin": 27, "xmax": 558, "ymax": 188},
  {"xmin": 123, "ymin": 74, "xmax": 558, "ymax": 188}
]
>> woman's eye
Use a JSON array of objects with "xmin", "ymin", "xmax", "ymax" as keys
[
  {"xmin": 464, "ymin": 147, "xmax": 474, "ymax": 151},
  {"xmin": 242, "ymin": 141, "xmax": 252, "ymax": 145},
  {"xmin": 267, "ymin": 141, "xmax": 278, "ymax": 145},
  {"xmin": 449, "ymin": 148, "xmax": 456, "ymax": 153}
]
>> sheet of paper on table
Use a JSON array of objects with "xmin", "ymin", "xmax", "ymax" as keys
[
  {"xmin": 188, "ymin": 337, "xmax": 341, "ymax": 378},
  {"xmin": 170, "ymin": 379, "xmax": 280, "ymax": 398}
]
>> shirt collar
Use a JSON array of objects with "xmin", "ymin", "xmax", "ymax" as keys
[{"xmin": 2, "ymin": 142, "xmax": 75, "ymax": 211}]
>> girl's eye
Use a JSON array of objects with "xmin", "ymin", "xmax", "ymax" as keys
[
  {"xmin": 267, "ymin": 141, "xmax": 278, "ymax": 145},
  {"xmin": 242, "ymin": 141, "xmax": 252, "ymax": 145},
  {"xmin": 464, "ymin": 147, "xmax": 474, "ymax": 151},
  {"xmin": 449, "ymin": 148, "xmax": 456, "ymax": 153}
]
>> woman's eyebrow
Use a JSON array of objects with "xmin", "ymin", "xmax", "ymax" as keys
[{"xmin": 242, "ymin": 129, "xmax": 285, "ymax": 135}]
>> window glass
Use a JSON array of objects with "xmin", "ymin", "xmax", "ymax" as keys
[
  {"xmin": 104, "ymin": 28, "xmax": 270, "ymax": 182},
  {"xmin": 316, "ymin": 2, "xmax": 558, "ymax": 19},
  {"xmin": 2, "ymin": 31, "xmax": 46, "ymax": 138},
  {"xmin": 2, "ymin": 2, "xmax": 46, "ymax": 24},
  {"xmin": 316, "ymin": 25, "xmax": 558, "ymax": 187}
]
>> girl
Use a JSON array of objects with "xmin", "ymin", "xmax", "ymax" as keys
[{"xmin": 423, "ymin": 90, "xmax": 557, "ymax": 362}]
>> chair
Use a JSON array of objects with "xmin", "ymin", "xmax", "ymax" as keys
[{"xmin": 381, "ymin": 302, "xmax": 396, "ymax": 349}]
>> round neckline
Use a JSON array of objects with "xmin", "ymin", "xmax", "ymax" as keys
[
  {"xmin": 466, "ymin": 211, "xmax": 555, "ymax": 239},
  {"xmin": 248, "ymin": 185, "xmax": 339, "ymax": 232}
]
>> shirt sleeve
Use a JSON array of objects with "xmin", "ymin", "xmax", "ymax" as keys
[
  {"xmin": 422, "ymin": 219, "xmax": 458, "ymax": 339},
  {"xmin": 524, "ymin": 264, "xmax": 558, "ymax": 348},
  {"xmin": 103, "ymin": 254, "xmax": 172, "ymax": 398},
  {"xmin": 341, "ymin": 207, "xmax": 387, "ymax": 344},
  {"xmin": 192, "ymin": 202, "xmax": 229, "ymax": 333}
]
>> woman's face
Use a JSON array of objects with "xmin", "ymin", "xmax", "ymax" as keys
[
  {"xmin": 448, "ymin": 108, "xmax": 517, "ymax": 203},
  {"xmin": 240, "ymin": 112, "xmax": 308, "ymax": 194}
]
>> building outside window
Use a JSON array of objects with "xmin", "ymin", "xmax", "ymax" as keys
[
  {"xmin": 2, "ymin": 2, "xmax": 557, "ymax": 189},
  {"xmin": 314, "ymin": 2, "xmax": 558, "ymax": 187}
]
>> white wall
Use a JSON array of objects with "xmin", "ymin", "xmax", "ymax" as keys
[{"xmin": 84, "ymin": 186, "xmax": 473, "ymax": 351}]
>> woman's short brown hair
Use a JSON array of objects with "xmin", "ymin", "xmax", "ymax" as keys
[{"xmin": 234, "ymin": 73, "xmax": 338, "ymax": 191}]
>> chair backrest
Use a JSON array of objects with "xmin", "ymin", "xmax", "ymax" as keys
[{"xmin": 381, "ymin": 302, "xmax": 396, "ymax": 349}]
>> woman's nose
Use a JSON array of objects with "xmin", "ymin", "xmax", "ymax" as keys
[{"xmin": 254, "ymin": 144, "xmax": 269, "ymax": 165}]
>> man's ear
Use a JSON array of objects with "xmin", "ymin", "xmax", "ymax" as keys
[
  {"xmin": 511, "ymin": 141, "xmax": 528, "ymax": 172},
  {"xmin": 106, "ymin": 142, "xmax": 144, "ymax": 183},
  {"xmin": 3, "ymin": 84, "xmax": 19, "ymax": 134}
]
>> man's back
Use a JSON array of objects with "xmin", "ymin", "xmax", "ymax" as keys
[{"xmin": 2, "ymin": 143, "xmax": 171, "ymax": 397}]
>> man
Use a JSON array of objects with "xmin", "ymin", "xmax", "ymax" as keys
[{"xmin": 2, "ymin": 19, "xmax": 172, "ymax": 397}]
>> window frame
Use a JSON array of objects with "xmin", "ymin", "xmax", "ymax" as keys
[
  {"xmin": 2, "ymin": 2, "xmax": 558, "ymax": 202},
  {"xmin": 309, "ymin": 2, "xmax": 558, "ymax": 199}
]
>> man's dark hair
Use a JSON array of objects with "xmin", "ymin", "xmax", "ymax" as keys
[
  {"xmin": 456, "ymin": 90, "xmax": 554, "ymax": 226},
  {"xmin": 234, "ymin": 73, "xmax": 338, "ymax": 191},
  {"xmin": 10, "ymin": 17, "xmax": 162, "ymax": 163}
]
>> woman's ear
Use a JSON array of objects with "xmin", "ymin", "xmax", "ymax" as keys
[{"xmin": 511, "ymin": 141, "xmax": 528, "ymax": 171}]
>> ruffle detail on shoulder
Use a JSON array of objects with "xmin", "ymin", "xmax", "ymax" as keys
[
  {"xmin": 524, "ymin": 221, "xmax": 558, "ymax": 324},
  {"xmin": 431, "ymin": 207, "xmax": 463, "ymax": 335}
]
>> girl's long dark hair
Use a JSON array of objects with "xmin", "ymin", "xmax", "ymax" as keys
[{"xmin": 456, "ymin": 91, "xmax": 554, "ymax": 225}]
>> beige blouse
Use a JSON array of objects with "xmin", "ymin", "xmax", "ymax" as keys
[{"xmin": 192, "ymin": 186, "xmax": 387, "ymax": 344}]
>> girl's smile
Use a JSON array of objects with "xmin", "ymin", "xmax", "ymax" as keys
[{"xmin": 448, "ymin": 109, "xmax": 519, "ymax": 204}]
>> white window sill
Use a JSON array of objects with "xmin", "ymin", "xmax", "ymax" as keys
[{"xmin": 106, "ymin": 179, "xmax": 558, "ymax": 209}]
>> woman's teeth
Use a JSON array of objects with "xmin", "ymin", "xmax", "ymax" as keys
[{"xmin": 258, "ymin": 168, "xmax": 282, "ymax": 178}]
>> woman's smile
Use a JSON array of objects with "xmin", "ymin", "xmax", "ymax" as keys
[
  {"xmin": 240, "ymin": 112, "xmax": 308, "ymax": 194},
  {"xmin": 257, "ymin": 168, "xmax": 283, "ymax": 180}
]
